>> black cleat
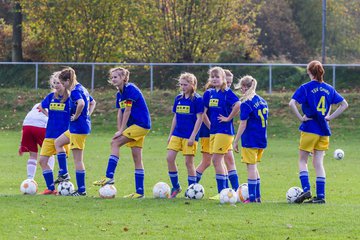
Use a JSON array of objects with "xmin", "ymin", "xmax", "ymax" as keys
[
  {"xmin": 69, "ymin": 190, "xmax": 87, "ymax": 196},
  {"xmin": 304, "ymin": 197, "xmax": 326, "ymax": 204},
  {"xmin": 54, "ymin": 173, "xmax": 70, "ymax": 184},
  {"xmin": 294, "ymin": 191, "xmax": 312, "ymax": 204}
]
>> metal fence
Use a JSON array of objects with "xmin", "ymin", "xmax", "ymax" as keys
[{"xmin": 1, "ymin": 62, "xmax": 359, "ymax": 93}]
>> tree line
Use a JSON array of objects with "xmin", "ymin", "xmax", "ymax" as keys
[{"xmin": 0, "ymin": 0, "xmax": 359, "ymax": 63}]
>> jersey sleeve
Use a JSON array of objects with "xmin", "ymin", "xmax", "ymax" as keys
[
  {"xmin": 331, "ymin": 89, "xmax": 344, "ymax": 105},
  {"xmin": 70, "ymin": 89, "xmax": 82, "ymax": 102},
  {"xmin": 115, "ymin": 92, "xmax": 121, "ymax": 109},
  {"xmin": 172, "ymin": 96, "xmax": 178, "ymax": 113},
  {"xmin": 195, "ymin": 96, "xmax": 204, "ymax": 114},
  {"xmin": 41, "ymin": 93, "xmax": 52, "ymax": 109},
  {"xmin": 203, "ymin": 91, "xmax": 210, "ymax": 108},
  {"xmin": 226, "ymin": 90, "xmax": 240, "ymax": 106},
  {"xmin": 240, "ymin": 102, "xmax": 252, "ymax": 121},
  {"xmin": 292, "ymin": 86, "xmax": 306, "ymax": 104}
]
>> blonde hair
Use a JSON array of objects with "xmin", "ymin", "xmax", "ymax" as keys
[
  {"xmin": 224, "ymin": 69, "xmax": 233, "ymax": 79},
  {"xmin": 178, "ymin": 72, "xmax": 197, "ymax": 99},
  {"xmin": 109, "ymin": 67, "xmax": 130, "ymax": 88},
  {"xmin": 59, "ymin": 67, "xmax": 78, "ymax": 90},
  {"xmin": 235, "ymin": 75, "xmax": 257, "ymax": 101},
  {"xmin": 50, "ymin": 71, "xmax": 69, "ymax": 103},
  {"xmin": 208, "ymin": 67, "xmax": 227, "ymax": 91},
  {"xmin": 307, "ymin": 60, "xmax": 325, "ymax": 83}
]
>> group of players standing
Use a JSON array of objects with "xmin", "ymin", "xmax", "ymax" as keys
[{"xmin": 19, "ymin": 60, "xmax": 348, "ymax": 203}]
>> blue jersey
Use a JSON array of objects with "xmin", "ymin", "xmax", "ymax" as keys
[
  {"xmin": 116, "ymin": 83, "xmax": 151, "ymax": 129},
  {"xmin": 172, "ymin": 93, "xmax": 204, "ymax": 140},
  {"xmin": 240, "ymin": 95, "xmax": 268, "ymax": 149},
  {"xmin": 41, "ymin": 92, "xmax": 70, "ymax": 139},
  {"xmin": 203, "ymin": 88, "xmax": 239, "ymax": 135},
  {"xmin": 69, "ymin": 84, "xmax": 93, "ymax": 134},
  {"xmin": 292, "ymin": 80, "xmax": 344, "ymax": 136}
]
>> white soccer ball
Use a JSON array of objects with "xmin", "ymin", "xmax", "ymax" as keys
[
  {"xmin": 153, "ymin": 182, "xmax": 171, "ymax": 199},
  {"xmin": 99, "ymin": 184, "xmax": 117, "ymax": 199},
  {"xmin": 20, "ymin": 179, "xmax": 38, "ymax": 195},
  {"xmin": 185, "ymin": 183, "xmax": 205, "ymax": 200},
  {"xmin": 334, "ymin": 149, "xmax": 344, "ymax": 160},
  {"xmin": 57, "ymin": 181, "xmax": 75, "ymax": 196},
  {"xmin": 286, "ymin": 186, "xmax": 303, "ymax": 203},
  {"xmin": 237, "ymin": 183, "xmax": 249, "ymax": 203},
  {"xmin": 219, "ymin": 188, "xmax": 238, "ymax": 205}
]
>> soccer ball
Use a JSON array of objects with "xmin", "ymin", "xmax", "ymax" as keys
[
  {"xmin": 286, "ymin": 186, "xmax": 303, "ymax": 203},
  {"xmin": 185, "ymin": 183, "xmax": 205, "ymax": 200},
  {"xmin": 237, "ymin": 183, "xmax": 249, "ymax": 203},
  {"xmin": 99, "ymin": 184, "xmax": 117, "ymax": 199},
  {"xmin": 153, "ymin": 182, "xmax": 171, "ymax": 198},
  {"xmin": 57, "ymin": 181, "xmax": 75, "ymax": 196},
  {"xmin": 219, "ymin": 188, "xmax": 238, "ymax": 205},
  {"xmin": 20, "ymin": 179, "xmax": 38, "ymax": 195},
  {"xmin": 334, "ymin": 149, "xmax": 344, "ymax": 160}
]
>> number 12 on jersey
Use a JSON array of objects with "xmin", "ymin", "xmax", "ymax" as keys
[{"xmin": 258, "ymin": 108, "xmax": 268, "ymax": 128}]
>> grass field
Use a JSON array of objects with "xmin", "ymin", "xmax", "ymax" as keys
[{"xmin": 1, "ymin": 89, "xmax": 360, "ymax": 239}]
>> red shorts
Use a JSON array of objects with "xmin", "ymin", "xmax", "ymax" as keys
[{"xmin": 19, "ymin": 126, "xmax": 46, "ymax": 154}]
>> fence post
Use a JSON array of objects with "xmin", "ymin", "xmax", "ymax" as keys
[
  {"xmin": 91, "ymin": 63, "xmax": 95, "ymax": 92},
  {"xmin": 269, "ymin": 65, "xmax": 272, "ymax": 94},
  {"xmin": 332, "ymin": 65, "xmax": 336, "ymax": 88},
  {"xmin": 35, "ymin": 63, "xmax": 38, "ymax": 90},
  {"xmin": 150, "ymin": 63, "xmax": 154, "ymax": 94}
]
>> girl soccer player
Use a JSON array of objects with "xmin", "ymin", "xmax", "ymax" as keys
[
  {"xmin": 19, "ymin": 103, "xmax": 55, "ymax": 179},
  {"xmin": 196, "ymin": 69, "xmax": 239, "ymax": 194},
  {"xmin": 233, "ymin": 75, "xmax": 268, "ymax": 203},
  {"xmin": 203, "ymin": 67, "xmax": 240, "ymax": 197},
  {"xmin": 55, "ymin": 67, "xmax": 96, "ymax": 196},
  {"xmin": 166, "ymin": 73, "xmax": 203, "ymax": 198},
  {"xmin": 289, "ymin": 60, "xmax": 348, "ymax": 204},
  {"xmin": 93, "ymin": 67, "xmax": 151, "ymax": 199},
  {"xmin": 38, "ymin": 71, "xmax": 70, "ymax": 195}
]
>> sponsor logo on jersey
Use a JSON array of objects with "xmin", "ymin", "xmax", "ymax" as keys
[
  {"xmin": 209, "ymin": 99, "xmax": 219, "ymax": 107},
  {"xmin": 176, "ymin": 105, "xmax": 190, "ymax": 114},
  {"xmin": 49, "ymin": 103, "xmax": 66, "ymax": 111}
]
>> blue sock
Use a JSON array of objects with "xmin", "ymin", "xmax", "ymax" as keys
[
  {"xmin": 188, "ymin": 175, "xmax": 197, "ymax": 186},
  {"xmin": 256, "ymin": 178, "xmax": 261, "ymax": 199},
  {"xmin": 106, "ymin": 155, "xmax": 119, "ymax": 179},
  {"xmin": 248, "ymin": 179, "xmax": 257, "ymax": 202},
  {"xmin": 43, "ymin": 170, "xmax": 55, "ymax": 191},
  {"xmin": 57, "ymin": 152, "xmax": 68, "ymax": 175},
  {"xmin": 228, "ymin": 170, "xmax": 239, "ymax": 190},
  {"xmin": 76, "ymin": 170, "xmax": 86, "ymax": 193},
  {"xmin": 216, "ymin": 174, "xmax": 227, "ymax": 193},
  {"xmin": 316, "ymin": 177, "xmax": 326, "ymax": 199},
  {"xmin": 169, "ymin": 171, "xmax": 180, "ymax": 189},
  {"xmin": 196, "ymin": 171, "xmax": 203, "ymax": 183},
  {"xmin": 299, "ymin": 171, "xmax": 310, "ymax": 192},
  {"xmin": 225, "ymin": 175, "xmax": 229, "ymax": 188},
  {"xmin": 135, "ymin": 169, "xmax": 144, "ymax": 195}
]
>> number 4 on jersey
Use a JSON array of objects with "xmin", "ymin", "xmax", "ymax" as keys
[{"xmin": 317, "ymin": 96, "xmax": 326, "ymax": 115}]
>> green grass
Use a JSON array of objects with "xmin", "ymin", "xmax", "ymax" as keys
[
  {"xmin": 1, "ymin": 88, "xmax": 360, "ymax": 239},
  {"xmin": 1, "ymin": 131, "xmax": 359, "ymax": 239}
]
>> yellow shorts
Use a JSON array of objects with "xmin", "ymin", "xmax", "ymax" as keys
[
  {"xmin": 299, "ymin": 131, "xmax": 329, "ymax": 152},
  {"xmin": 241, "ymin": 148, "xmax": 264, "ymax": 164},
  {"xmin": 210, "ymin": 134, "xmax": 233, "ymax": 154},
  {"xmin": 40, "ymin": 138, "xmax": 70, "ymax": 157},
  {"xmin": 167, "ymin": 136, "xmax": 198, "ymax": 155},
  {"xmin": 64, "ymin": 130, "xmax": 88, "ymax": 150},
  {"xmin": 200, "ymin": 137, "xmax": 210, "ymax": 154},
  {"xmin": 123, "ymin": 125, "xmax": 150, "ymax": 148}
]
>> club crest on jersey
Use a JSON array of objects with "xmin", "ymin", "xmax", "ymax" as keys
[
  {"xmin": 49, "ymin": 103, "xmax": 66, "ymax": 111},
  {"xmin": 209, "ymin": 99, "xmax": 219, "ymax": 107},
  {"xmin": 176, "ymin": 105, "xmax": 190, "ymax": 114}
]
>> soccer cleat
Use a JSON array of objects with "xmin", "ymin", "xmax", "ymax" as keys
[
  {"xmin": 69, "ymin": 190, "xmax": 87, "ymax": 196},
  {"xmin": 123, "ymin": 193, "xmax": 144, "ymax": 199},
  {"xmin": 243, "ymin": 199, "xmax": 250, "ymax": 204},
  {"xmin": 256, "ymin": 198, "xmax": 262, "ymax": 203},
  {"xmin": 304, "ymin": 197, "xmax": 326, "ymax": 204},
  {"xmin": 93, "ymin": 177, "xmax": 114, "ymax": 186},
  {"xmin": 54, "ymin": 173, "xmax": 70, "ymax": 184},
  {"xmin": 40, "ymin": 189, "xmax": 58, "ymax": 195},
  {"xmin": 169, "ymin": 187, "xmax": 182, "ymax": 199},
  {"xmin": 209, "ymin": 194, "xmax": 220, "ymax": 200},
  {"xmin": 294, "ymin": 191, "xmax": 312, "ymax": 204}
]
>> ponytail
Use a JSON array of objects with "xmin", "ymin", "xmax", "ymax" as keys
[
  {"xmin": 307, "ymin": 60, "xmax": 325, "ymax": 83},
  {"xmin": 235, "ymin": 75, "xmax": 257, "ymax": 102}
]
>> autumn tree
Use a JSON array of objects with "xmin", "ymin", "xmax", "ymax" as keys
[{"xmin": 20, "ymin": 0, "xmax": 127, "ymax": 62}]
